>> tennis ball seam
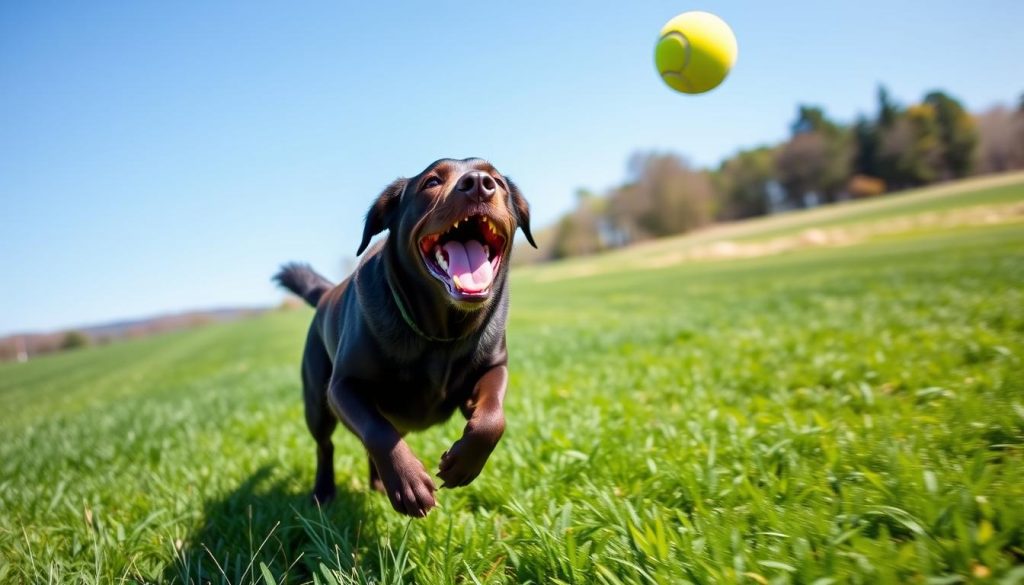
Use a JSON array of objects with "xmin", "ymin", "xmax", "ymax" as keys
[
  {"xmin": 659, "ymin": 31, "xmax": 692, "ymax": 72},
  {"xmin": 657, "ymin": 31, "xmax": 695, "ymax": 93}
]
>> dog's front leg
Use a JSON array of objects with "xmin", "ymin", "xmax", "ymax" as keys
[
  {"xmin": 328, "ymin": 376, "xmax": 437, "ymax": 517},
  {"xmin": 438, "ymin": 365, "xmax": 507, "ymax": 488}
]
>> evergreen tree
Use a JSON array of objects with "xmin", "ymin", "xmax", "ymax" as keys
[{"xmin": 924, "ymin": 91, "xmax": 978, "ymax": 178}]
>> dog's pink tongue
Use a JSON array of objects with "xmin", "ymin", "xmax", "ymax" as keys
[{"xmin": 443, "ymin": 240, "xmax": 493, "ymax": 292}]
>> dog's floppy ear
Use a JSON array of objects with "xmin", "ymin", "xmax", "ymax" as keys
[
  {"xmin": 357, "ymin": 178, "xmax": 408, "ymax": 256},
  {"xmin": 507, "ymin": 178, "xmax": 537, "ymax": 249}
]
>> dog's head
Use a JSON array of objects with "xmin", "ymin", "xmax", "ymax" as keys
[{"xmin": 356, "ymin": 158, "xmax": 535, "ymax": 307}]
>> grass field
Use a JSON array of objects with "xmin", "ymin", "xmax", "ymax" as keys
[{"xmin": 3, "ymin": 177, "xmax": 1024, "ymax": 584}]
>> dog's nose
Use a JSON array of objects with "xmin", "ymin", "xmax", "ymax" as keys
[{"xmin": 456, "ymin": 171, "xmax": 496, "ymax": 202}]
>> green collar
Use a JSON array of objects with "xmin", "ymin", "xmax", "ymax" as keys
[{"xmin": 384, "ymin": 271, "xmax": 470, "ymax": 343}]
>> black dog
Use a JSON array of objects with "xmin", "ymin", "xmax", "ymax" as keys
[{"xmin": 274, "ymin": 158, "xmax": 535, "ymax": 517}]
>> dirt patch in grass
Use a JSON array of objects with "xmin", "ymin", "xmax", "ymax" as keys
[
  {"xmin": 535, "ymin": 202, "xmax": 1024, "ymax": 281},
  {"xmin": 630, "ymin": 202, "xmax": 1024, "ymax": 272}
]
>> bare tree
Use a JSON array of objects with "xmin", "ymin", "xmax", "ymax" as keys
[
  {"xmin": 775, "ymin": 106, "xmax": 853, "ymax": 205},
  {"xmin": 975, "ymin": 105, "xmax": 1024, "ymax": 173},
  {"xmin": 610, "ymin": 153, "xmax": 713, "ymax": 238}
]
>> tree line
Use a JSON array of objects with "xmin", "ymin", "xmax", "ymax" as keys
[{"xmin": 542, "ymin": 87, "xmax": 1024, "ymax": 260}]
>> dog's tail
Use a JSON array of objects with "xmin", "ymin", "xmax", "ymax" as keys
[{"xmin": 273, "ymin": 263, "xmax": 334, "ymax": 307}]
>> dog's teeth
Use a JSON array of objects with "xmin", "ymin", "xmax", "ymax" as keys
[
  {"xmin": 454, "ymin": 220, "xmax": 460, "ymax": 228},
  {"xmin": 452, "ymin": 274, "xmax": 462, "ymax": 288}
]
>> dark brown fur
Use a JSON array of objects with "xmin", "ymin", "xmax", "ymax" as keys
[{"xmin": 275, "ymin": 158, "xmax": 534, "ymax": 517}]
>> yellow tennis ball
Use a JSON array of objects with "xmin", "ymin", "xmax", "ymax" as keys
[{"xmin": 655, "ymin": 11, "xmax": 738, "ymax": 94}]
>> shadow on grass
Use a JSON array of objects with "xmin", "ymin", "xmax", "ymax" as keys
[{"xmin": 166, "ymin": 466, "xmax": 386, "ymax": 585}]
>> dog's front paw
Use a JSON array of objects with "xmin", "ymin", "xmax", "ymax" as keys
[
  {"xmin": 438, "ymin": 415, "xmax": 505, "ymax": 488},
  {"xmin": 374, "ymin": 443, "xmax": 437, "ymax": 518}
]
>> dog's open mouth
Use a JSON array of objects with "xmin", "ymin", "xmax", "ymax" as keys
[{"xmin": 419, "ymin": 214, "xmax": 507, "ymax": 298}]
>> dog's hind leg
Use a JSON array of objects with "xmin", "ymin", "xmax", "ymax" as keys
[{"xmin": 302, "ymin": 324, "xmax": 337, "ymax": 505}]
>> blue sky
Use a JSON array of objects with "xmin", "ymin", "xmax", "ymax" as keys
[{"xmin": 2, "ymin": 1, "xmax": 1022, "ymax": 335}]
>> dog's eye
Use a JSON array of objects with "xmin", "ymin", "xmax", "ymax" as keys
[{"xmin": 423, "ymin": 177, "xmax": 442, "ymax": 189}]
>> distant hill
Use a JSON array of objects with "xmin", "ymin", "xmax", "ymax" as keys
[{"xmin": 0, "ymin": 306, "xmax": 270, "ymax": 362}]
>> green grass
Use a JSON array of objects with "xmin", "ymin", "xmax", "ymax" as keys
[{"xmin": 3, "ymin": 180, "xmax": 1024, "ymax": 584}]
